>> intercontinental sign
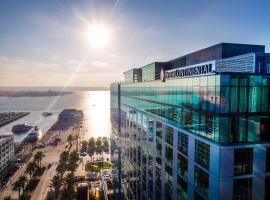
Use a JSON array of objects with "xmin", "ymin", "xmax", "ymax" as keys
[{"xmin": 162, "ymin": 61, "xmax": 216, "ymax": 81}]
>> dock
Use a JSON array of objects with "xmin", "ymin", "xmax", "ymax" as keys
[{"xmin": 0, "ymin": 112, "xmax": 30, "ymax": 127}]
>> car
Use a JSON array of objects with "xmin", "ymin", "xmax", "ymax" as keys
[
  {"xmin": 48, "ymin": 163, "xmax": 52, "ymax": 169},
  {"xmin": 80, "ymin": 152, "xmax": 87, "ymax": 157}
]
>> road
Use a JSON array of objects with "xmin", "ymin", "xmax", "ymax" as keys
[
  {"xmin": 30, "ymin": 129, "xmax": 74, "ymax": 200},
  {"xmin": 0, "ymin": 128, "xmax": 78, "ymax": 200}
]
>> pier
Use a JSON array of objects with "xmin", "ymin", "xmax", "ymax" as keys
[{"xmin": 0, "ymin": 112, "xmax": 30, "ymax": 127}]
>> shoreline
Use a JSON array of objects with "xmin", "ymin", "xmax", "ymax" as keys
[{"xmin": 0, "ymin": 112, "xmax": 30, "ymax": 128}]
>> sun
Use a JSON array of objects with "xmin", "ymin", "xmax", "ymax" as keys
[{"xmin": 86, "ymin": 24, "xmax": 110, "ymax": 48}]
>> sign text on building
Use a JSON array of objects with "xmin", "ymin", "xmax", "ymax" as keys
[{"xmin": 164, "ymin": 61, "xmax": 216, "ymax": 80}]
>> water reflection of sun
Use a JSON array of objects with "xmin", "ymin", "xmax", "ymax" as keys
[{"xmin": 83, "ymin": 91, "xmax": 111, "ymax": 139}]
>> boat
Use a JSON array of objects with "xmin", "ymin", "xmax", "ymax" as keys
[
  {"xmin": 27, "ymin": 126, "xmax": 41, "ymax": 139},
  {"xmin": 12, "ymin": 124, "xmax": 33, "ymax": 133},
  {"xmin": 42, "ymin": 112, "xmax": 53, "ymax": 117}
]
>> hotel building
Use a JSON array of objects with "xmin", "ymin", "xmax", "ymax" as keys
[
  {"xmin": 110, "ymin": 43, "xmax": 270, "ymax": 200},
  {"xmin": 0, "ymin": 135, "xmax": 14, "ymax": 184}
]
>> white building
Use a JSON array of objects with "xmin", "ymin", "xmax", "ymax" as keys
[{"xmin": 0, "ymin": 135, "xmax": 15, "ymax": 183}]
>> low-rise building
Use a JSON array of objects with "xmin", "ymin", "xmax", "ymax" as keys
[{"xmin": 0, "ymin": 135, "xmax": 15, "ymax": 184}]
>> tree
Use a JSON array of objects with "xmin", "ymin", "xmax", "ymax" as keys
[
  {"xmin": 66, "ymin": 135, "xmax": 73, "ymax": 148},
  {"xmin": 16, "ymin": 175, "xmax": 28, "ymax": 197},
  {"xmin": 57, "ymin": 151, "xmax": 69, "ymax": 178},
  {"xmin": 12, "ymin": 180, "xmax": 22, "ymax": 199},
  {"xmin": 88, "ymin": 137, "xmax": 95, "ymax": 161},
  {"xmin": 3, "ymin": 196, "xmax": 11, "ymax": 200},
  {"xmin": 61, "ymin": 173, "xmax": 75, "ymax": 200},
  {"xmin": 25, "ymin": 161, "xmax": 38, "ymax": 180},
  {"xmin": 95, "ymin": 138, "xmax": 102, "ymax": 159},
  {"xmin": 49, "ymin": 174, "xmax": 62, "ymax": 199},
  {"xmin": 88, "ymin": 137, "xmax": 95, "ymax": 148},
  {"xmin": 74, "ymin": 134, "xmax": 80, "ymax": 151},
  {"xmin": 34, "ymin": 151, "xmax": 45, "ymax": 168},
  {"xmin": 68, "ymin": 150, "xmax": 79, "ymax": 175},
  {"xmin": 81, "ymin": 140, "xmax": 88, "ymax": 152},
  {"xmin": 102, "ymin": 139, "xmax": 109, "ymax": 152}
]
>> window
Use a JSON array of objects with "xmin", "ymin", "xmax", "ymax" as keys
[
  {"xmin": 265, "ymin": 176, "xmax": 270, "ymax": 200},
  {"xmin": 260, "ymin": 117, "xmax": 270, "ymax": 140},
  {"xmin": 177, "ymin": 176, "xmax": 187, "ymax": 200},
  {"xmin": 178, "ymin": 131, "xmax": 188, "ymax": 155},
  {"xmin": 234, "ymin": 148, "xmax": 253, "ymax": 176},
  {"xmin": 195, "ymin": 140, "xmax": 210, "ymax": 170},
  {"xmin": 194, "ymin": 166, "xmax": 209, "ymax": 198},
  {"xmin": 166, "ymin": 146, "xmax": 173, "ymax": 166},
  {"xmin": 266, "ymin": 148, "xmax": 270, "ymax": 172},
  {"xmin": 178, "ymin": 154, "xmax": 188, "ymax": 178},
  {"xmin": 156, "ymin": 122, "xmax": 162, "ymax": 138},
  {"xmin": 166, "ymin": 126, "xmax": 174, "ymax": 146},
  {"xmin": 233, "ymin": 178, "xmax": 252, "ymax": 200},
  {"xmin": 156, "ymin": 138, "xmax": 162, "ymax": 157}
]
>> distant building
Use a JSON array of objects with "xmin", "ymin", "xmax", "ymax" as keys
[
  {"xmin": 111, "ymin": 43, "xmax": 270, "ymax": 199},
  {"xmin": 0, "ymin": 135, "xmax": 15, "ymax": 183}
]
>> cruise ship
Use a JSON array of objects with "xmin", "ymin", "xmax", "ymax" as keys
[{"xmin": 12, "ymin": 123, "xmax": 33, "ymax": 133}]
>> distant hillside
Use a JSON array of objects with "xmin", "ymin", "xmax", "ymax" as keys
[{"xmin": 0, "ymin": 87, "xmax": 109, "ymax": 91}]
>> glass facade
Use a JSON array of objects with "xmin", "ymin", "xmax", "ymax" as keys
[
  {"xmin": 111, "ymin": 44, "xmax": 270, "ymax": 200},
  {"xmin": 121, "ymin": 74, "xmax": 270, "ymax": 144}
]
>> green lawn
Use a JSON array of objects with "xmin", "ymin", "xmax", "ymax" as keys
[{"xmin": 85, "ymin": 161, "xmax": 112, "ymax": 172}]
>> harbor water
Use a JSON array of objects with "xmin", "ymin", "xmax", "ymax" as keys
[{"xmin": 0, "ymin": 91, "xmax": 111, "ymax": 142}]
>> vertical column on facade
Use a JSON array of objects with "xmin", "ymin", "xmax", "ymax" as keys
[
  {"xmin": 172, "ymin": 128, "xmax": 178, "ymax": 200},
  {"xmin": 135, "ymin": 111, "xmax": 139, "ymax": 199},
  {"xmin": 252, "ymin": 146, "xmax": 266, "ymax": 200},
  {"xmin": 145, "ymin": 115, "xmax": 149, "ymax": 199},
  {"xmin": 152, "ymin": 120, "xmax": 157, "ymax": 200},
  {"xmin": 209, "ymin": 145, "xmax": 220, "ymax": 200},
  {"xmin": 187, "ymin": 136, "xmax": 195, "ymax": 200},
  {"xmin": 161, "ymin": 123, "xmax": 166, "ymax": 200},
  {"xmin": 140, "ymin": 113, "xmax": 143, "ymax": 200},
  {"xmin": 218, "ymin": 148, "xmax": 234, "ymax": 200}
]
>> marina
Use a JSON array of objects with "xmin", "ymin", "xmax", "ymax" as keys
[
  {"xmin": 0, "ymin": 112, "xmax": 30, "ymax": 127},
  {"xmin": 0, "ymin": 91, "xmax": 111, "ymax": 143}
]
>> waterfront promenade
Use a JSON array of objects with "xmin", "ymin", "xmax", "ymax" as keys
[{"xmin": 0, "ymin": 127, "xmax": 79, "ymax": 200}]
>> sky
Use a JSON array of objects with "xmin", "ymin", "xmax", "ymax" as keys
[{"xmin": 0, "ymin": 0, "xmax": 270, "ymax": 87}]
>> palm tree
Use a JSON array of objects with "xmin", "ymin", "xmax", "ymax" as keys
[
  {"xmin": 74, "ymin": 134, "xmax": 80, "ymax": 151},
  {"xmin": 81, "ymin": 140, "xmax": 88, "ymax": 152},
  {"xmin": 61, "ymin": 173, "xmax": 75, "ymax": 200},
  {"xmin": 25, "ymin": 161, "xmax": 38, "ymax": 181},
  {"xmin": 68, "ymin": 150, "xmax": 79, "ymax": 175},
  {"xmin": 88, "ymin": 137, "xmax": 95, "ymax": 161},
  {"xmin": 34, "ymin": 151, "xmax": 45, "ymax": 168},
  {"xmin": 95, "ymin": 138, "xmax": 102, "ymax": 159},
  {"xmin": 66, "ymin": 135, "xmax": 73, "ymax": 148},
  {"xmin": 88, "ymin": 147, "xmax": 95, "ymax": 162},
  {"xmin": 60, "ymin": 151, "xmax": 69, "ymax": 163},
  {"xmin": 102, "ymin": 139, "xmax": 109, "ymax": 152},
  {"xmin": 17, "ymin": 175, "xmax": 28, "ymax": 197},
  {"xmin": 12, "ymin": 180, "xmax": 22, "ymax": 199},
  {"xmin": 3, "ymin": 196, "xmax": 11, "ymax": 200},
  {"xmin": 49, "ymin": 174, "xmax": 62, "ymax": 199}
]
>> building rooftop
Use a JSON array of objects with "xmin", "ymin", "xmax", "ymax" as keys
[
  {"xmin": 0, "ymin": 135, "xmax": 13, "ymax": 142},
  {"xmin": 122, "ymin": 43, "xmax": 269, "ymax": 83}
]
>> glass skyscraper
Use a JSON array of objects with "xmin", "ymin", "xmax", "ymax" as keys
[{"xmin": 110, "ymin": 43, "xmax": 270, "ymax": 200}]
